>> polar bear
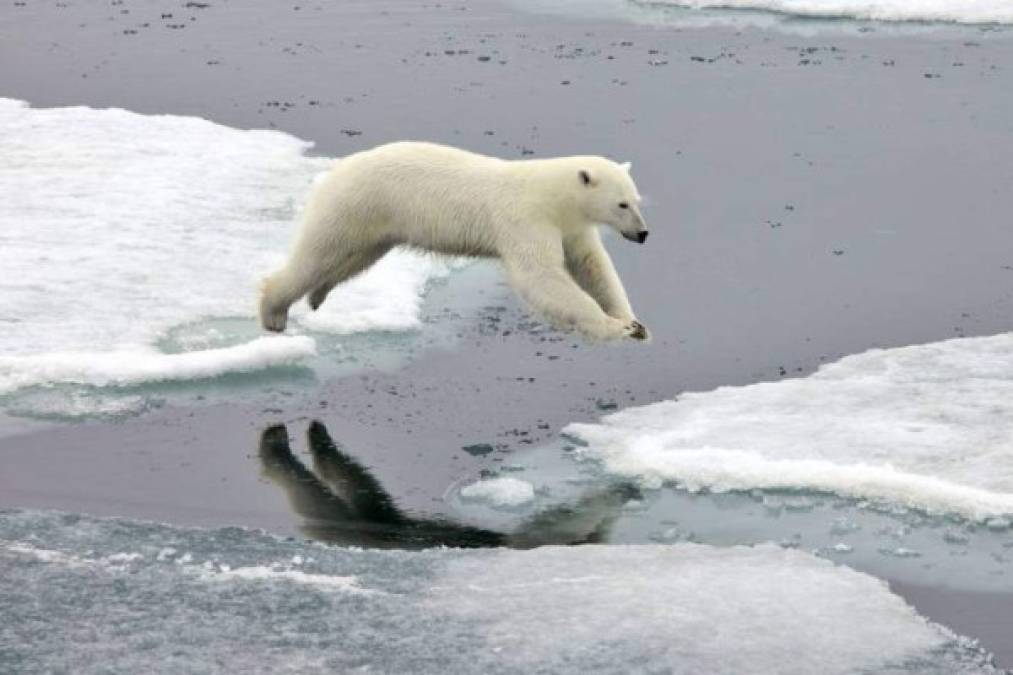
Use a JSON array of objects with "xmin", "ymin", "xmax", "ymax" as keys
[{"xmin": 260, "ymin": 142, "xmax": 650, "ymax": 341}]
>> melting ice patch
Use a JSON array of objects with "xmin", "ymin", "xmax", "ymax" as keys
[
  {"xmin": 567, "ymin": 333, "xmax": 1013, "ymax": 521},
  {"xmin": 0, "ymin": 510, "xmax": 998, "ymax": 674},
  {"xmin": 637, "ymin": 0, "xmax": 1013, "ymax": 23},
  {"xmin": 0, "ymin": 98, "xmax": 447, "ymax": 406}
]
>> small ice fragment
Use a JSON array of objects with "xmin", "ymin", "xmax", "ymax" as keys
[
  {"xmin": 832, "ymin": 543, "xmax": 853, "ymax": 554},
  {"xmin": 942, "ymin": 530, "xmax": 970, "ymax": 545},
  {"xmin": 830, "ymin": 518, "xmax": 861, "ymax": 535},
  {"xmin": 877, "ymin": 525, "xmax": 910, "ymax": 540},
  {"xmin": 291, "ymin": 555, "xmax": 304, "ymax": 566},
  {"xmin": 783, "ymin": 496, "xmax": 818, "ymax": 512},
  {"xmin": 460, "ymin": 477, "xmax": 535, "ymax": 508},
  {"xmin": 105, "ymin": 552, "xmax": 143, "ymax": 563},
  {"xmin": 651, "ymin": 528, "xmax": 679, "ymax": 543},
  {"xmin": 156, "ymin": 547, "xmax": 177, "ymax": 561},
  {"xmin": 985, "ymin": 517, "xmax": 1010, "ymax": 531},
  {"xmin": 880, "ymin": 547, "xmax": 922, "ymax": 558}
]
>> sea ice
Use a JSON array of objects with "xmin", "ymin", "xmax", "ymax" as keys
[
  {"xmin": 566, "ymin": 332, "xmax": 1013, "ymax": 521},
  {"xmin": 0, "ymin": 509, "xmax": 999, "ymax": 674},
  {"xmin": 643, "ymin": 0, "xmax": 1013, "ymax": 24}
]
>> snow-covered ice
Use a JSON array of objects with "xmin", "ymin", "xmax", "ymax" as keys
[
  {"xmin": 0, "ymin": 510, "xmax": 999, "ymax": 674},
  {"xmin": 566, "ymin": 333, "xmax": 1013, "ymax": 521},
  {"xmin": 640, "ymin": 0, "xmax": 1013, "ymax": 24}
]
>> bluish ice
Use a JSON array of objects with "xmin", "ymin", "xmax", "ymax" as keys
[{"xmin": 0, "ymin": 510, "xmax": 1001, "ymax": 674}]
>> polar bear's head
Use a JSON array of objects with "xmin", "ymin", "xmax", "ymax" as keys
[{"xmin": 575, "ymin": 159, "xmax": 648, "ymax": 244}]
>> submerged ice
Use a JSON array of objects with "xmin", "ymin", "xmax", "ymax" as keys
[
  {"xmin": 0, "ymin": 509, "xmax": 999, "ymax": 674},
  {"xmin": 0, "ymin": 98, "xmax": 449, "ymax": 412},
  {"xmin": 566, "ymin": 333, "xmax": 1013, "ymax": 522}
]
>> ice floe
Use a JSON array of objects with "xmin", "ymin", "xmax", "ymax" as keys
[
  {"xmin": 567, "ymin": 333, "xmax": 1013, "ymax": 521},
  {"xmin": 0, "ymin": 510, "xmax": 999, "ymax": 674}
]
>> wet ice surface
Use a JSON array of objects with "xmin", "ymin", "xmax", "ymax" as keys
[
  {"xmin": 447, "ymin": 438, "xmax": 1012, "ymax": 592},
  {"xmin": 0, "ymin": 510, "xmax": 1000, "ymax": 675},
  {"xmin": 447, "ymin": 333, "xmax": 1013, "ymax": 592},
  {"xmin": 565, "ymin": 333, "xmax": 1013, "ymax": 521},
  {"xmin": 0, "ymin": 98, "xmax": 464, "ymax": 421}
]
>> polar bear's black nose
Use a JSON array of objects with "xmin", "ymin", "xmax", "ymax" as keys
[{"xmin": 636, "ymin": 231, "xmax": 648, "ymax": 244}]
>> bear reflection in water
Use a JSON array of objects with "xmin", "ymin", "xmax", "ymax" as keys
[{"xmin": 260, "ymin": 421, "xmax": 638, "ymax": 549}]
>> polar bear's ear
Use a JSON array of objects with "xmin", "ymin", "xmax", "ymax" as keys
[
  {"xmin": 620, "ymin": 161, "xmax": 632, "ymax": 172},
  {"xmin": 579, "ymin": 169, "xmax": 596, "ymax": 187}
]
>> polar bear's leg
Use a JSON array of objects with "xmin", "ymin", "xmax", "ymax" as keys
[
  {"xmin": 306, "ymin": 282, "xmax": 336, "ymax": 312},
  {"xmin": 307, "ymin": 244, "xmax": 393, "ymax": 311},
  {"xmin": 563, "ymin": 230, "xmax": 636, "ymax": 322},
  {"xmin": 260, "ymin": 264, "xmax": 322, "ymax": 332},
  {"xmin": 503, "ymin": 253, "xmax": 636, "ymax": 342},
  {"xmin": 261, "ymin": 243, "xmax": 392, "ymax": 330}
]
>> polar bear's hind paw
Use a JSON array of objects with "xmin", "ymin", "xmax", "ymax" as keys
[{"xmin": 260, "ymin": 308, "xmax": 288, "ymax": 332}]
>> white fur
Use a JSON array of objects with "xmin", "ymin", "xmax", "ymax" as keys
[{"xmin": 260, "ymin": 142, "xmax": 649, "ymax": 342}]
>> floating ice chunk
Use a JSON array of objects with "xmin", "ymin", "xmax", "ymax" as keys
[
  {"xmin": 5, "ymin": 542, "xmax": 92, "ymax": 568},
  {"xmin": 880, "ymin": 546, "xmax": 923, "ymax": 558},
  {"xmin": 0, "ymin": 336, "xmax": 316, "ymax": 393},
  {"xmin": 830, "ymin": 517, "xmax": 861, "ymax": 535},
  {"xmin": 104, "ymin": 552, "xmax": 143, "ymax": 564},
  {"xmin": 985, "ymin": 517, "xmax": 1010, "ymax": 531},
  {"xmin": 567, "ymin": 333, "xmax": 1013, "ymax": 521},
  {"xmin": 943, "ymin": 530, "xmax": 971, "ymax": 545},
  {"xmin": 156, "ymin": 547, "xmax": 177, "ymax": 561},
  {"xmin": 459, "ymin": 476, "xmax": 536, "ymax": 508},
  {"xmin": 637, "ymin": 0, "xmax": 1013, "ymax": 24}
]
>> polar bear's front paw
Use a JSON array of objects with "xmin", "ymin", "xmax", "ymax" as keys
[
  {"xmin": 585, "ymin": 317, "xmax": 646, "ymax": 342},
  {"xmin": 625, "ymin": 320, "xmax": 650, "ymax": 341}
]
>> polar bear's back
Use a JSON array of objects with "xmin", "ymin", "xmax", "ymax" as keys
[{"xmin": 305, "ymin": 142, "xmax": 526, "ymax": 257}]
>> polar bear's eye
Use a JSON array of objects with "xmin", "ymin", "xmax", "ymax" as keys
[{"xmin": 618, "ymin": 202, "xmax": 630, "ymax": 209}]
